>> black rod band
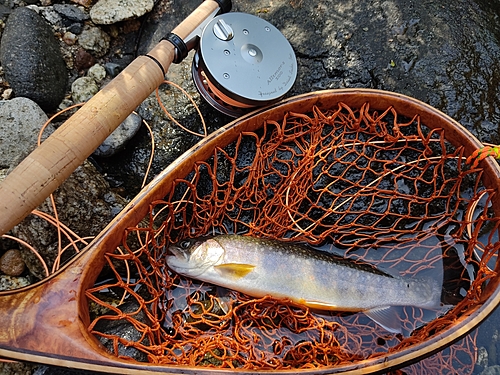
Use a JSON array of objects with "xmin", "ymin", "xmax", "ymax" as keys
[
  {"xmin": 163, "ymin": 33, "xmax": 189, "ymax": 64},
  {"xmin": 144, "ymin": 54, "xmax": 166, "ymax": 76},
  {"xmin": 212, "ymin": 0, "xmax": 232, "ymax": 14}
]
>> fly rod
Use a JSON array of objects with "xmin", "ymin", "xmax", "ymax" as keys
[{"xmin": 0, "ymin": 0, "xmax": 232, "ymax": 236}]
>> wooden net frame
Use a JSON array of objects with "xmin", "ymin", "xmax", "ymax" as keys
[
  {"xmin": 1, "ymin": 89, "xmax": 499, "ymax": 374},
  {"xmin": 84, "ymin": 94, "xmax": 499, "ymax": 373}
]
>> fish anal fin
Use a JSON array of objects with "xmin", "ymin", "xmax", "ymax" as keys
[
  {"xmin": 214, "ymin": 263, "xmax": 255, "ymax": 278},
  {"xmin": 298, "ymin": 299, "xmax": 338, "ymax": 310},
  {"xmin": 364, "ymin": 306, "xmax": 403, "ymax": 335}
]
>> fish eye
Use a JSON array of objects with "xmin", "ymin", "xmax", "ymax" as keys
[{"xmin": 179, "ymin": 239, "xmax": 192, "ymax": 249}]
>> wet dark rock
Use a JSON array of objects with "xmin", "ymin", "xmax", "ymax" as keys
[
  {"xmin": 67, "ymin": 22, "xmax": 83, "ymax": 34},
  {"xmin": 104, "ymin": 62, "xmax": 122, "ymax": 77},
  {"xmin": 0, "ymin": 7, "xmax": 68, "ymax": 111},
  {"xmin": 0, "ymin": 4, "xmax": 11, "ymax": 19},
  {"xmin": 90, "ymin": 299, "xmax": 150, "ymax": 361},
  {"xmin": 0, "ymin": 249, "xmax": 25, "ymax": 276},
  {"xmin": 53, "ymin": 4, "xmax": 89, "ymax": 22},
  {"xmin": 12, "ymin": 160, "xmax": 128, "ymax": 280},
  {"xmin": 95, "ymin": 53, "xmax": 227, "ymax": 195},
  {"xmin": 94, "ymin": 112, "xmax": 143, "ymax": 157}
]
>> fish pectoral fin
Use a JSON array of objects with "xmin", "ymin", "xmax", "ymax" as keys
[
  {"xmin": 214, "ymin": 263, "xmax": 256, "ymax": 278},
  {"xmin": 364, "ymin": 306, "xmax": 403, "ymax": 335}
]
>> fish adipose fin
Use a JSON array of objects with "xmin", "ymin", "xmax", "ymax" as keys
[
  {"xmin": 214, "ymin": 263, "xmax": 256, "ymax": 278},
  {"xmin": 364, "ymin": 306, "xmax": 403, "ymax": 334}
]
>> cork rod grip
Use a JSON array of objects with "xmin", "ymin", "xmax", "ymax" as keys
[{"xmin": 0, "ymin": 0, "xmax": 222, "ymax": 236}]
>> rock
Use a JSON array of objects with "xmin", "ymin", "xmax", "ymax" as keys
[
  {"xmin": 0, "ymin": 275, "xmax": 30, "ymax": 291},
  {"xmin": 90, "ymin": 0, "xmax": 154, "ymax": 25},
  {"xmin": 62, "ymin": 31, "xmax": 77, "ymax": 46},
  {"xmin": 12, "ymin": 160, "xmax": 128, "ymax": 280},
  {"xmin": 74, "ymin": 48, "xmax": 96, "ymax": 71},
  {"xmin": 68, "ymin": 22, "xmax": 83, "ymax": 35},
  {"xmin": 26, "ymin": 5, "xmax": 63, "ymax": 27},
  {"xmin": 90, "ymin": 299, "xmax": 149, "ymax": 361},
  {"xmin": 2, "ymin": 88, "xmax": 12, "ymax": 100},
  {"xmin": 0, "ymin": 7, "xmax": 68, "ymax": 111},
  {"xmin": 88, "ymin": 64, "xmax": 106, "ymax": 83},
  {"xmin": 70, "ymin": 0, "xmax": 92, "ymax": 6},
  {"xmin": 0, "ymin": 97, "xmax": 52, "ymax": 168},
  {"xmin": 105, "ymin": 62, "xmax": 122, "ymax": 77},
  {"xmin": 481, "ymin": 366, "xmax": 500, "ymax": 375},
  {"xmin": 94, "ymin": 112, "xmax": 142, "ymax": 157},
  {"xmin": 0, "ymin": 5, "xmax": 11, "ymax": 20},
  {"xmin": 78, "ymin": 26, "xmax": 110, "ymax": 57},
  {"xmin": 71, "ymin": 76, "xmax": 98, "ymax": 103},
  {"xmin": 0, "ymin": 249, "xmax": 25, "ymax": 276},
  {"xmin": 53, "ymin": 4, "xmax": 89, "ymax": 22}
]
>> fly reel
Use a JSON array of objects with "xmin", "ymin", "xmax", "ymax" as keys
[{"xmin": 192, "ymin": 12, "xmax": 297, "ymax": 117}]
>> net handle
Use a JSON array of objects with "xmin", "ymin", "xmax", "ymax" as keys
[{"xmin": 0, "ymin": 0, "xmax": 225, "ymax": 236}]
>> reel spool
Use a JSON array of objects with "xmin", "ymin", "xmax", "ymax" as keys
[{"xmin": 192, "ymin": 12, "xmax": 297, "ymax": 117}]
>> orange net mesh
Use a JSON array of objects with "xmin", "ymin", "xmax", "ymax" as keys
[{"xmin": 86, "ymin": 103, "xmax": 498, "ymax": 373}]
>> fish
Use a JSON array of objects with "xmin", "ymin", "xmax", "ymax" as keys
[{"xmin": 166, "ymin": 234, "xmax": 444, "ymax": 334}]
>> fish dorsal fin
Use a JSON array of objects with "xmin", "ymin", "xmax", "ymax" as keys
[
  {"xmin": 364, "ymin": 306, "xmax": 403, "ymax": 334},
  {"xmin": 214, "ymin": 263, "xmax": 256, "ymax": 278}
]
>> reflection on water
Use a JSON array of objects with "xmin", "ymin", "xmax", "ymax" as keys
[{"xmin": 473, "ymin": 307, "xmax": 500, "ymax": 374}]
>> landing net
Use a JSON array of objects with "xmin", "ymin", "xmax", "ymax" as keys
[{"xmin": 87, "ymin": 103, "xmax": 498, "ymax": 373}]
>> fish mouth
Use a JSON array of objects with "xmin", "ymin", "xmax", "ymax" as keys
[{"xmin": 168, "ymin": 245, "xmax": 189, "ymax": 261}]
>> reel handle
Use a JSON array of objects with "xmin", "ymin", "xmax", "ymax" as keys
[{"xmin": 0, "ymin": 0, "xmax": 230, "ymax": 236}]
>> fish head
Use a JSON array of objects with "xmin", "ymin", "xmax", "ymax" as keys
[{"xmin": 167, "ymin": 237, "xmax": 225, "ymax": 277}]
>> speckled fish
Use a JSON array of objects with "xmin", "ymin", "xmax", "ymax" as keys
[{"xmin": 166, "ymin": 234, "xmax": 443, "ymax": 333}]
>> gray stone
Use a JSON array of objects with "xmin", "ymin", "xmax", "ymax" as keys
[
  {"xmin": 0, "ymin": 7, "xmax": 68, "ymax": 111},
  {"xmin": 26, "ymin": 5, "xmax": 63, "ymax": 27},
  {"xmin": 0, "ymin": 97, "xmax": 53, "ymax": 169},
  {"xmin": 68, "ymin": 22, "xmax": 83, "ymax": 35},
  {"xmin": 71, "ymin": 76, "xmax": 99, "ymax": 103},
  {"xmin": 78, "ymin": 26, "xmax": 110, "ymax": 57},
  {"xmin": 94, "ymin": 112, "xmax": 142, "ymax": 157},
  {"xmin": 105, "ymin": 62, "xmax": 122, "ymax": 77},
  {"xmin": 0, "ymin": 5, "xmax": 11, "ymax": 20},
  {"xmin": 90, "ymin": 0, "xmax": 154, "ymax": 25},
  {"xmin": 88, "ymin": 64, "xmax": 106, "ymax": 83},
  {"xmin": 481, "ymin": 366, "xmax": 500, "ymax": 375},
  {"xmin": 53, "ymin": 4, "xmax": 89, "ymax": 22}
]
